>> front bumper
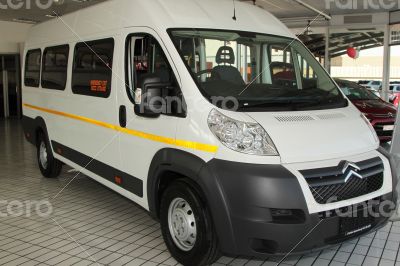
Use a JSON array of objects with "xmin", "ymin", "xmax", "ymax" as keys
[{"xmin": 198, "ymin": 155, "xmax": 397, "ymax": 258}]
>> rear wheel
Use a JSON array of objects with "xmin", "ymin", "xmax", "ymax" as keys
[
  {"xmin": 36, "ymin": 132, "xmax": 62, "ymax": 178},
  {"xmin": 160, "ymin": 180, "xmax": 220, "ymax": 266}
]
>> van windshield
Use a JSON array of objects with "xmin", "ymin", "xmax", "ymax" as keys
[{"xmin": 169, "ymin": 29, "xmax": 347, "ymax": 111}]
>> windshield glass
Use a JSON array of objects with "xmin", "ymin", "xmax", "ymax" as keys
[
  {"xmin": 337, "ymin": 80, "xmax": 380, "ymax": 100},
  {"xmin": 169, "ymin": 29, "xmax": 346, "ymax": 111}
]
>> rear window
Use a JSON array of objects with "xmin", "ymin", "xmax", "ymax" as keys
[
  {"xmin": 72, "ymin": 38, "xmax": 114, "ymax": 98},
  {"xmin": 42, "ymin": 45, "xmax": 69, "ymax": 90},
  {"xmin": 24, "ymin": 49, "xmax": 41, "ymax": 87}
]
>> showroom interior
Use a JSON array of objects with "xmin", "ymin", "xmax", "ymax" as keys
[{"xmin": 1, "ymin": 0, "xmax": 400, "ymax": 265}]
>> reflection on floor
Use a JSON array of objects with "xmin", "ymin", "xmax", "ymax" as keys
[{"xmin": 0, "ymin": 119, "xmax": 399, "ymax": 266}]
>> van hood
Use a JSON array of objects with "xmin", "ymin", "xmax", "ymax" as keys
[{"xmin": 246, "ymin": 108, "xmax": 378, "ymax": 164}]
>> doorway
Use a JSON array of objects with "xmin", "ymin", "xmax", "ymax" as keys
[{"xmin": 0, "ymin": 55, "xmax": 21, "ymax": 119}]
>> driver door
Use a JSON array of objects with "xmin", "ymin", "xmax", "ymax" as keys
[{"xmin": 117, "ymin": 28, "xmax": 183, "ymax": 207}]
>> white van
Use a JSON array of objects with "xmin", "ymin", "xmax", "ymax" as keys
[{"xmin": 22, "ymin": 0, "xmax": 396, "ymax": 264}]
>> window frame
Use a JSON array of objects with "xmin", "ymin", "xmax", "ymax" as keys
[
  {"xmin": 41, "ymin": 44, "xmax": 70, "ymax": 91},
  {"xmin": 24, "ymin": 49, "xmax": 42, "ymax": 88},
  {"xmin": 71, "ymin": 38, "xmax": 115, "ymax": 98}
]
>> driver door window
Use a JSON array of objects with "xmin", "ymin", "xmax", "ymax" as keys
[
  {"xmin": 297, "ymin": 54, "xmax": 318, "ymax": 90},
  {"xmin": 129, "ymin": 36, "xmax": 176, "ymax": 89},
  {"xmin": 270, "ymin": 46, "xmax": 296, "ymax": 88},
  {"xmin": 127, "ymin": 34, "xmax": 182, "ymax": 116}
]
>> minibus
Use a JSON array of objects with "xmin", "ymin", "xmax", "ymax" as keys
[{"xmin": 22, "ymin": 0, "xmax": 397, "ymax": 265}]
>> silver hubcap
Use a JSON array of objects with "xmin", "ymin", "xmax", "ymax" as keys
[
  {"xmin": 39, "ymin": 141, "xmax": 48, "ymax": 169},
  {"xmin": 168, "ymin": 198, "xmax": 197, "ymax": 251}
]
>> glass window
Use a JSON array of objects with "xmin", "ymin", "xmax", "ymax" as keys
[
  {"xmin": 41, "ymin": 45, "xmax": 69, "ymax": 90},
  {"xmin": 337, "ymin": 80, "xmax": 379, "ymax": 100},
  {"xmin": 24, "ymin": 49, "xmax": 41, "ymax": 87},
  {"xmin": 169, "ymin": 29, "xmax": 346, "ymax": 112},
  {"xmin": 270, "ymin": 45, "xmax": 296, "ymax": 89},
  {"xmin": 72, "ymin": 38, "xmax": 114, "ymax": 98},
  {"xmin": 129, "ymin": 35, "xmax": 176, "ymax": 88},
  {"xmin": 126, "ymin": 34, "xmax": 182, "ymax": 115},
  {"xmin": 296, "ymin": 53, "xmax": 318, "ymax": 90}
]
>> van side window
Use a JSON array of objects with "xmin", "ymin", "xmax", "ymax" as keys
[
  {"xmin": 126, "ymin": 34, "xmax": 183, "ymax": 116},
  {"xmin": 72, "ymin": 38, "xmax": 114, "ymax": 98},
  {"xmin": 42, "ymin": 45, "xmax": 69, "ymax": 90},
  {"xmin": 25, "ymin": 49, "xmax": 41, "ymax": 87}
]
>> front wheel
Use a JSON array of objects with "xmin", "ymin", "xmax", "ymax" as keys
[
  {"xmin": 160, "ymin": 180, "xmax": 220, "ymax": 266},
  {"xmin": 36, "ymin": 133, "xmax": 62, "ymax": 178}
]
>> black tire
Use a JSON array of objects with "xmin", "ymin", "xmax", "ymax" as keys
[
  {"xmin": 160, "ymin": 180, "xmax": 220, "ymax": 266},
  {"xmin": 36, "ymin": 132, "xmax": 62, "ymax": 178}
]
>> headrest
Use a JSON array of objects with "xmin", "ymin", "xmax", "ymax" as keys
[{"xmin": 216, "ymin": 46, "xmax": 235, "ymax": 65}]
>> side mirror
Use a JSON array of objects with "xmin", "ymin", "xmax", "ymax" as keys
[{"xmin": 134, "ymin": 75, "xmax": 171, "ymax": 118}]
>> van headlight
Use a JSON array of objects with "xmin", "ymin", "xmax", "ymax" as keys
[{"xmin": 208, "ymin": 109, "xmax": 278, "ymax": 156}]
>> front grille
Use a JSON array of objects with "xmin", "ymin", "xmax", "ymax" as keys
[
  {"xmin": 374, "ymin": 122, "xmax": 395, "ymax": 137},
  {"xmin": 371, "ymin": 113, "xmax": 396, "ymax": 118},
  {"xmin": 300, "ymin": 157, "xmax": 384, "ymax": 204}
]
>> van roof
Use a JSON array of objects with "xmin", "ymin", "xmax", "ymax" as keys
[{"xmin": 25, "ymin": 0, "xmax": 295, "ymax": 47}]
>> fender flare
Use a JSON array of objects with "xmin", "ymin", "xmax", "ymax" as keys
[
  {"xmin": 147, "ymin": 148, "xmax": 207, "ymax": 216},
  {"xmin": 147, "ymin": 148, "xmax": 237, "ymax": 253},
  {"xmin": 22, "ymin": 115, "xmax": 49, "ymax": 146}
]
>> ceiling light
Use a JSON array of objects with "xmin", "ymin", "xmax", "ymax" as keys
[{"xmin": 13, "ymin": 18, "xmax": 38, "ymax": 24}]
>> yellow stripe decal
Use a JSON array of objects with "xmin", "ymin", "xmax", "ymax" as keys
[{"xmin": 23, "ymin": 103, "xmax": 218, "ymax": 153}]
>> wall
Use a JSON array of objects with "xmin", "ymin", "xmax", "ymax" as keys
[
  {"xmin": 0, "ymin": 21, "xmax": 32, "ymax": 54},
  {"xmin": 330, "ymin": 46, "xmax": 400, "ymax": 81}
]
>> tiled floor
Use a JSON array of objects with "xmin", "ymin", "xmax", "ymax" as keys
[{"xmin": 0, "ymin": 119, "xmax": 400, "ymax": 266}]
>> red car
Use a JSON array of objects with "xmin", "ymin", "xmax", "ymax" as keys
[
  {"xmin": 336, "ymin": 79, "xmax": 397, "ymax": 142},
  {"xmin": 394, "ymin": 96, "xmax": 399, "ymax": 107},
  {"xmin": 389, "ymin": 84, "xmax": 400, "ymax": 107}
]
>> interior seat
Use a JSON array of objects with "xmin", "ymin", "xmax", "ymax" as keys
[{"xmin": 211, "ymin": 46, "xmax": 245, "ymax": 85}]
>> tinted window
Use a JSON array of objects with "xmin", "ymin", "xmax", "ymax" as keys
[
  {"xmin": 24, "ymin": 49, "xmax": 41, "ymax": 87},
  {"xmin": 72, "ymin": 38, "xmax": 114, "ymax": 97},
  {"xmin": 42, "ymin": 45, "xmax": 69, "ymax": 90}
]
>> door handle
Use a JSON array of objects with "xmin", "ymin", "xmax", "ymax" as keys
[{"xmin": 119, "ymin": 105, "xmax": 127, "ymax": 128}]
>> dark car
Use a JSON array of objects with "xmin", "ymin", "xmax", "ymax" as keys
[{"xmin": 336, "ymin": 79, "xmax": 397, "ymax": 142}]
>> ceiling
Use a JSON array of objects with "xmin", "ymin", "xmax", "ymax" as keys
[
  {"xmin": 243, "ymin": 0, "xmax": 399, "ymax": 18},
  {"xmin": 0, "ymin": 0, "xmax": 398, "ymax": 24},
  {"xmin": 299, "ymin": 31, "xmax": 385, "ymax": 58}
]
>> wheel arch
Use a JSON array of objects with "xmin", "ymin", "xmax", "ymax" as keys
[
  {"xmin": 22, "ymin": 115, "xmax": 49, "ymax": 146},
  {"xmin": 147, "ymin": 148, "xmax": 237, "ymax": 254},
  {"xmin": 147, "ymin": 148, "xmax": 207, "ymax": 218}
]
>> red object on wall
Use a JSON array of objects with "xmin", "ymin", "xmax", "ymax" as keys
[{"xmin": 347, "ymin": 47, "xmax": 359, "ymax": 59}]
